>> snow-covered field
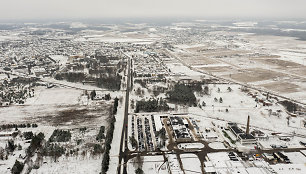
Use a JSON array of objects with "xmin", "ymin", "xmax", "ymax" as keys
[
  {"xmin": 25, "ymin": 86, "xmax": 82, "ymax": 105},
  {"xmin": 32, "ymin": 156, "xmax": 101, "ymax": 174},
  {"xmin": 127, "ymin": 155, "xmax": 168, "ymax": 174},
  {"xmin": 270, "ymin": 164, "xmax": 306, "ymax": 174},
  {"xmin": 0, "ymin": 84, "xmax": 114, "ymax": 173},
  {"xmin": 172, "ymin": 32, "xmax": 306, "ymax": 104},
  {"xmin": 188, "ymin": 84, "xmax": 306, "ymax": 136},
  {"xmin": 0, "ymin": 86, "xmax": 105, "ymax": 125},
  {"xmin": 180, "ymin": 154, "xmax": 202, "ymax": 173},
  {"xmin": 166, "ymin": 62, "xmax": 203, "ymax": 77}
]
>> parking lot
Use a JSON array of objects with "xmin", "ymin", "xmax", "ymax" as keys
[{"xmin": 129, "ymin": 114, "xmax": 160, "ymax": 152}]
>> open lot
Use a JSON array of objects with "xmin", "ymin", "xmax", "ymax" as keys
[{"xmin": 0, "ymin": 86, "xmax": 112, "ymax": 173}]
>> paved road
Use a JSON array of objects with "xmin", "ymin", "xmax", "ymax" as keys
[{"xmin": 117, "ymin": 54, "xmax": 131, "ymax": 174}]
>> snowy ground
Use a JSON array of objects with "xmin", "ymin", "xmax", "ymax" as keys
[
  {"xmin": 32, "ymin": 156, "xmax": 101, "ymax": 174},
  {"xmin": 0, "ymin": 83, "xmax": 115, "ymax": 173},
  {"xmin": 180, "ymin": 154, "xmax": 202, "ymax": 173},
  {"xmin": 270, "ymin": 164, "xmax": 306, "ymax": 174},
  {"xmin": 172, "ymin": 32, "xmax": 306, "ymax": 103},
  {"xmin": 127, "ymin": 155, "xmax": 168, "ymax": 174},
  {"xmin": 208, "ymin": 142, "xmax": 226, "ymax": 149},
  {"xmin": 188, "ymin": 84, "xmax": 306, "ymax": 136},
  {"xmin": 178, "ymin": 143, "xmax": 204, "ymax": 150},
  {"xmin": 25, "ymin": 86, "xmax": 82, "ymax": 105}
]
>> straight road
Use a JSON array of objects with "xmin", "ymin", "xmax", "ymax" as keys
[{"xmin": 117, "ymin": 54, "xmax": 131, "ymax": 174}]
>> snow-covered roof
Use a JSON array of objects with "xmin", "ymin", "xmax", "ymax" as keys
[{"xmin": 154, "ymin": 115, "xmax": 163, "ymax": 131}]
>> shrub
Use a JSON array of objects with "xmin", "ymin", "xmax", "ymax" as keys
[
  {"xmin": 23, "ymin": 131, "xmax": 33, "ymax": 140},
  {"xmin": 11, "ymin": 160, "xmax": 24, "ymax": 174},
  {"xmin": 96, "ymin": 126, "xmax": 105, "ymax": 141},
  {"xmin": 49, "ymin": 129, "xmax": 71, "ymax": 142},
  {"xmin": 93, "ymin": 144, "xmax": 103, "ymax": 155},
  {"xmin": 135, "ymin": 98, "xmax": 169, "ymax": 113}
]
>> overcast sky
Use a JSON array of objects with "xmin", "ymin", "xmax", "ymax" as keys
[{"xmin": 0, "ymin": 0, "xmax": 305, "ymax": 21}]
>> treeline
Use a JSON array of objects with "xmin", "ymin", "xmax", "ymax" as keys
[
  {"xmin": 135, "ymin": 98, "xmax": 169, "ymax": 113},
  {"xmin": 54, "ymin": 72, "xmax": 85, "ymax": 82},
  {"xmin": 167, "ymin": 83, "xmax": 197, "ymax": 106},
  {"xmin": 101, "ymin": 98, "xmax": 119, "ymax": 174},
  {"xmin": 42, "ymin": 142, "xmax": 65, "ymax": 161},
  {"xmin": 54, "ymin": 72, "xmax": 122, "ymax": 91},
  {"xmin": 95, "ymin": 75, "xmax": 121, "ymax": 91},
  {"xmin": 134, "ymin": 78, "xmax": 167, "ymax": 88},
  {"xmin": 26, "ymin": 132, "xmax": 45, "ymax": 157},
  {"xmin": 10, "ymin": 77, "xmax": 38, "ymax": 85},
  {"xmin": 185, "ymin": 82, "xmax": 203, "ymax": 92},
  {"xmin": 23, "ymin": 132, "xmax": 34, "ymax": 140},
  {"xmin": 49, "ymin": 129, "xmax": 71, "ymax": 142},
  {"xmin": 12, "ymin": 160, "xmax": 24, "ymax": 174},
  {"xmin": 113, "ymin": 97, "xmax": 119, "ymax": 115},
  {"xmin": 0, "ymin": 123, "xmax": 38, "ymax": 130},
  {"xmin": 279, "ymin": 100, "xmax": 299, "ymax": 113}
]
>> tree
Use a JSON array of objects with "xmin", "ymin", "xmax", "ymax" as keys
[
  {"xmin": 0, "ymin": 148, "xmax": 4, "ymax": 160},
  {"xmin": 167, "ymin": 83, "xmax": 196, "ymax": 105},
  {"xmin": 156, "ymin": 128, "xmax": 166, "ymax": 147},
  {"xmin": 134, "ymin": 154, "xmax": 144, "ymax": 170},
  {"xmin": 49, "ymin": 130, "xmax": 71, "ymax": 142},
  {"xmin": 18, "ymin": 144, "xmax": 22, "ymax": 150},
  {"xmin": 280, "ymin": 100, "xmax": 298, "ymax": 113},
  {"xmin": 96, "ymin": 126, "xmax": 105, "ymax": 141},
  {"xmin": 105, "ymin": 93, "xmax": 111, "ymax": 100},
  {"xmin": 23, "ymin": 131, "xmax": 33, "ymax": 140},
  {"xmin": 101, "ymin": 151, "xmax": 110, "ymax": 174},
  {"xmin": 93, "ymin": 144, "xmax": 103, "ymax": 155},
  {"xmin": 202, "ymin": 101, "xmax": 206, "ymax": 107},
  {"xmin": 7, "ymin": 140, "xmax": 16, "ymax": 152},
  {"xmin": 217, "ymin": 88, "xmax": 220, "ymax": 93},
  {"xmin": 135, "ymin": 168, "xmax": 144, "ymax": 174},
  {"xmin": 227, "ymin": 87, "xmax": 232, "ymax": 92},
  {"xmin": 129, "ymin": 136, "xmax": 137, "ymax": 148},
  {"xmin": 11, "ymin": 160, "xmax": 24, "ymax": 174},
  {"xmin": 136, "ymin": 87, "xmax": 142, "ymax": 96},
  {"xmin": 130, "ymin": 99, "xmax": 135, "ymax": 109},
  {"xmin": 90, "ymin": 90, "xmax": 96, "ymax": 100},
  {"xmin": 219, "ymin": 97, "xmax": 223, "ymax": 103},
  {"xmin": 113, "ymin": 97, "xmax": 119, "ymax": 114},
  {"xmin": 27, "ymin": 132, "xmax": 45, "ymax": 156},
  {"xmin": 135, "ymin": 99, "xmax": 169, "ymax": 113}
]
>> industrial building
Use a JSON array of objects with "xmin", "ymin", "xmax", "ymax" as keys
[
  {"xmin": 169, "ymin": 116, "xmax": 192, "ymax": 143},
  {"xmin": 228, "ymin": 116, "xmax": 257, "ymax": 145}
]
